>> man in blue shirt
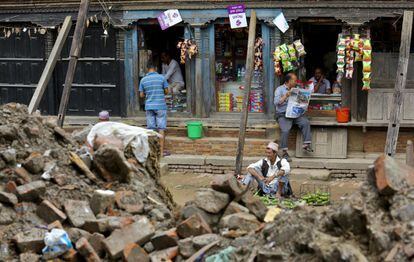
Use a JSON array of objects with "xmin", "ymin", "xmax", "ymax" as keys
[
  {"xmin": 139, "ymin": 63, "xmax": 169, "ymax": 156},
  {"xmin": 274, "ymin": 73, "xmax": 312, "ymax": 162}
]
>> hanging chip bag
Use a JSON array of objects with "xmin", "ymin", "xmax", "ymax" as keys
[{"xmin": 293, "ymin": 39, "xmax": 306, "ymax": 57}]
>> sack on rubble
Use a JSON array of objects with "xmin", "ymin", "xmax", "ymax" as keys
[
  {"xmin": 86, "ymin": 122, "xmax": 159, "ymax": 163},
  {"xmin": 42, "ymin": 229, "xmax": 73, "ymax": 257}
]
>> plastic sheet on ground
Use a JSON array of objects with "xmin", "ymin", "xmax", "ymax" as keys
[
  {"xmin": 205, "ymin": 246, "xmax": 236, "ymax": 262},
  {"xmin": 86, "ymin": 122, "xmax": 159, "ymax": 163}
]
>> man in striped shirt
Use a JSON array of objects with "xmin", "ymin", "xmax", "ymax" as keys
[{"xmin": 139, "ymin": 63, "xmax": 169, "ymax": 156}]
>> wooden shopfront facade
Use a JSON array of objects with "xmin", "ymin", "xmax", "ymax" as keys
[{"xmin": 0, "ymin": 1, "xmax": 413, "ymax": 155}]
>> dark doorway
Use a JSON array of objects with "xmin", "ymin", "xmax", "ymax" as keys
[
  {"xmin": 138, "ymin": 22, "xmax": 186, "ymax": 112},
  {"xmin": 296, "ymin": 21, "xmax": 342, "ymax": 83}
]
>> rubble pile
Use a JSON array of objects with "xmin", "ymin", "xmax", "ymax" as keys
[
  {"xmin": 0, "ymin": 103, "xmax": 175, "ymax": 261},
  {"xmin": 1, "ymin": 103, "xmax": 414, "ymax": 261}
]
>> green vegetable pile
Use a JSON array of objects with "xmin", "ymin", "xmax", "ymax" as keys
[
  {"xmin": 301, "ymin": 191, "xmax": 330, "ymax": 206},
  {"xmin": 257, "ymin": 194, "xmax": 279, "ymax": 206},
  {"xmin": 279, "ymin": 199, "xmax": 298, "ymax": 209}
]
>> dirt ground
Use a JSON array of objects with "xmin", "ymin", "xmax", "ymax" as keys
[{"xmin": 161, "ymin": 169, "xmax": 362, "ymax": 206}]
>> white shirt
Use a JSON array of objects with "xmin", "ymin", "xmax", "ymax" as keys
[
  {"xmin": 162, "ymin": 59, "xmax": 184, "ymax": 86},
  {"xmin": 248, "ymin": 156, "xmax": 290, "ymax": 177}
]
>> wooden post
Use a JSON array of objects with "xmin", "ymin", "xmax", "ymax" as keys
[
  {"xmin": 407, "ymin": 140, "xmax": 414, "ymax": 167},
  {"xmin": 28, "ymin": 16, "xmax": 72, "ymax": 114},
  {"xmin": 385, "ymin": 10, "xmax": 413, "ymax": 156},
  {"xmin": 56, "ymin": 0, "xmax": 90, "ymax": 127},
  {"xmin": 235, "ymin": 11, "xmax": 257, "ymax": 175}
]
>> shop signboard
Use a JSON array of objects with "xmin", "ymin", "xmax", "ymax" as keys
[
  {"xmin": 273, "ymin": 12, "xmax": 289, "ymax": 33},
  {"xmin": 227, "ymin": 4, "xmax": 247, "ymax": 29},
  {"xmin": 157, "ymin": 9, "xmax": 183, "ymax": 30}
]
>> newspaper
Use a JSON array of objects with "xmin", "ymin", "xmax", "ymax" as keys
[{"xmin": 285, "ymin": 87, "xmax": 312, "ymax": 118}]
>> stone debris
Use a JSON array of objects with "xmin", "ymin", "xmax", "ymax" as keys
[{"xmin": 2, "ymin": 103, "xmax": 414, "ymax": 261}]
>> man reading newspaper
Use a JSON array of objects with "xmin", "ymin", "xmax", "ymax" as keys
[{"xmin": 274, "ymin": 72, "xmax": 313, "ymax": 162}]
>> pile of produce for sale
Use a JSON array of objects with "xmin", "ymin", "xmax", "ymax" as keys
[{"xmin": 301, "ymin": 191, "xmax": 330, "ymax": 206}]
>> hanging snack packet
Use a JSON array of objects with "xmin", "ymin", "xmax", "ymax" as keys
[
  {"xmin": 293, "ymin": 39, "xmax": 306, "ymax": 56},
  {"xmin": 363, "ymin": 61, "xmax": 371, "ymax": 72},
  {"xmin": 352, "ymin": 34, "xmax": 360, "ymax": 51},
  {"xmin": 288, "ymin": 44, "xmax": 297, "ymax": 62}
]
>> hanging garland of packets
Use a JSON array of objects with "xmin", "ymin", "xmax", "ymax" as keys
[
  {"xmin": 273, "ymin": 40, "xmax": 306, "ymax": 76},
  {"xmin": 254, "ymin": 37, "xmax": 264, "ymax": 71},
  {"xmin": 177, "ymin": 39, "xmax": 198, "ymax": 64},
  {"xmin": 336, "ymin": 33, "xmax": 372, "ymax": 90},
  {"xmin": 0, "ymin": 26, "xmax": 48, "ymax": 38}
]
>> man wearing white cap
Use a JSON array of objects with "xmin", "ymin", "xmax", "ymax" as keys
[{"xmin": 240, "ymin": 142, "xmax": 292, "ymax": 198}]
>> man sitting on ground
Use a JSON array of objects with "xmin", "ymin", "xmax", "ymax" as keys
[{"xmin": 240, "ymin": 142, "xmax": 291, "ymax": 198}]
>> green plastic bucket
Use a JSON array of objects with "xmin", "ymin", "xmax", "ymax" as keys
[{"xmin": 187, "ymin": 121, "xmax": 203, "ymax": 140}]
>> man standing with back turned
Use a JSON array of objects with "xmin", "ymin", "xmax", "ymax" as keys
[
  {"xmin": 139, "ymin": 62, "xmax": 169, "ymax": 156},
  {"xmin": 274, "ymin": 72, "xmax": 313, "ymax": 162}
]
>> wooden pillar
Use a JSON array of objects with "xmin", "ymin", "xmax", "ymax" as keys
[
  {"xmin": 385, "ymin": 11, "xmax": 413, "ymax": 156},
  {"xmin": 184, "ymin": 25, "xmax": 193, "ymax": 115},
  {"xmin": 194, "ymin": 26, "xmax": 203, "ymax": 118},
  {"xmin": 407, "ymin": 140, "xmax": 414, "ymax": 167}
]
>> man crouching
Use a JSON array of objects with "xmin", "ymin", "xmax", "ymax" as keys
[{"xmin": 241, "ymin": 142, "xmax": 292, "ymax": 198}]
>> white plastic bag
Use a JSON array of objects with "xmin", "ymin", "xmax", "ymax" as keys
[
  {"xmin": 87, "ymin": 122, "xmax": 160, "ymax": 163},
  {"xmin": 42, "ymin": 228, "xmax": 73, "ymax": 255}
]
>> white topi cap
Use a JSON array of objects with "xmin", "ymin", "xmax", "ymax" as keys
[{"xmin": 267, "ymin": 142, "xmax": 279, "ymax": 152}]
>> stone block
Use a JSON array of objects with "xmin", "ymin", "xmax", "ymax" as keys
[
  {"xmin": 88, "ymin": 233, "xmax": 106, "ymax": 258},
  {"xmin": 219, "ymin": 213, "xmax": 261, "ymax": 232},
  {"xmin": 240, "ymin": 193, "xmax": 268, "ymax": 221},
  {"xmin": 89, "ymin": 189, "xmax": 115, "ymax": 215},
  {"xmin": 103, "ymin": 217, "xmax": 155, "ymax": 259},
  {"xmin": 149, "ymin": 246, "xmax": 178, "ymax": 262},
  {"xmin": 194, "ymin": 188, "xmax": 230, "ymax": 214},
  {"xmin": 16, "ymin": 180, "xmax": 46, "ymax": 202},
  {"xmin": 64, "ymin": 200, "xmax": 96, "ymax": 228},
  {"xmin": 23, "ymin": 153, "xmax": 44, "ymax": 174},
  {"xmin": 36, "ymin": 200, "xmax": 67, "ymax": 223},
  {"xmin": 222, "ymin": 201, "xmax": 250, "ymax": 217},
  {"xmin": 0, "ymin": 191, "xmax": 18, "ymax": 205},
  {"xmin": 13, "ymin": 228, "xmax": 45, "ymax": 253}
]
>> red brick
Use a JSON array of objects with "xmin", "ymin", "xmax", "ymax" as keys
[
  {"xmin": 36, "ymin": 200, "xmax": 67, "ymax": 223},
  {"xmin": 5, "ymin": 181, "xmax": 17, "ymax": 194},
  {"xmin": 76, "ymin": 237, "xmax": 102, "ymax": 262},
  {"xmin": 176, "ymin": 213, "xmax": 212, "ymax": 238},
  {"xmin": 123, "ymin": 243, "xmax": 149, "ymax": 262},
  {"xmin": 13, "ymin": 167, "xmax": 32, "ymax": 184}
]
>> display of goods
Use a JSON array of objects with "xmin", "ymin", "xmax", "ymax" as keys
[
  {"xmin": 177, "ymin": 39, "xmax": 198, "ymax": 64},
  {"xmin": 254, "ymin": 37, "xmax": 264, "ymax": 71},
  {"xmin": 336, "ymin": 35, "xmax": 346, "ymax": 83},
  {"xmin": 273, "ymin": 40, "xmax": 305, "ymax": 75},
  {"xmin": 301, "ymin": 191, "xmax": 330, "ymax": 206},
  {"xmin": 345, "ymin": 36, "xmax": 354, "ymax": 79},
  {"xmin": 218, "ymin": 92, "xmax": 234, "ymax": 112},
  {"xmin": 362, "ymin": 38, "xmax": 372, "ymax": 90}
]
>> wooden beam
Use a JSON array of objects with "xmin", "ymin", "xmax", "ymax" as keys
[
  {"xmin": 56, "ymin": 0, "xmax": 90, "ymax": 127},
  {"xmin": 235, "ymin": 11, "xmax": 257, "ymax": 175},
  {"xmin": 28, "ymin": 16, "xmax": 72, "ymax": 114},
  {"xmin": 385, "ymin": 10, "xmax": 413, "ymax": 156}
]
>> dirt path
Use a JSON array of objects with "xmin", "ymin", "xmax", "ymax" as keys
[{"xmin": 161, "ymin": 169, "xmax": 362, "ymax": 206}]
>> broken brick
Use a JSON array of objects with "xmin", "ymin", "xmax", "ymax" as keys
[
  {"xmin": 115, "ymin": 190, "xmax": 144, "ymax": 214},
  {"xmin": 123, "ymin": 243, "xmax": 150, "ymax": 262},
  {"xmin": 94, "ymin": 144, "xmax": 131, "ymax": 183},
  {"xmin": 62, "ymin": 248, "xmax": 81, "ymax": 262},
  {"xmin": 374, "ymin": 155, "xmax": 414, "ymax": 195},
  {"xmin": 83, "ymin": 216, "xmax": 134, "ymax": 234},
  {"xmin": 0, "ymin": 191, "xmax": 18, "ymax": 205},
  {"xmin": 13, "ymin": 228, "xmax": 45, "ymax": 253},
  {"xmin": 64, "ymin": 200, "xmax": 96, "ymax": 228},
  {"xmin": 13, "ymin": 167, "xmax": 32, "ymax": 184},
  {"xmin": 89, "ymin": 189, "xmax": 115, "ymax": 215},
  {"xmin": 76, "ymin": 237, "xmax": 102, "ymax": 262},
  {"xmin": 220, "ymin": 213, "xmax": 261, "ymax": 233},
  {"xmin": 222, "ymin": 201, "xmax": 250, "ymax": 217},
  {"xmin": 177, "ymin": 213, "xmax": 212, "ymax": 239},
  {"xmin": 151, "ymin": 228, "xmax": 178, "ymax": 250},
  {"xmin": 48, "ymin": 220, "xmax": 63, "ymax": 230},
  {"xmin": 5, "ymin": 180, "xmax": 17, "ymax": 194},
  {"xmin": 36, "ymin": 200, "xmax": 67, "ymax": 223},
  {"xmin": 103, "ymin": 217, "xmax": 155, "ymax": 259},
  {"xmin": 51, "ymin": 173, "xmax": 67, "ymax": 186},
  {"xmin": 16, "ymin": 180, "xmax": 46, "ymax": 202}
]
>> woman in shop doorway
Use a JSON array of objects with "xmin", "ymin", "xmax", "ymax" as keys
[
  {"xmin": 309, "ymin": 67, "xmax": 331, "ymax": 94},
  {"xmin": 160, "ymin": 52, "xmax": 185, "ymax": 94}
]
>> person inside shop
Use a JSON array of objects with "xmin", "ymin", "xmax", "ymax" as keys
[
  {"xmin": 309, "ymin": 67, "xmax": 331, "ymax": 94},
  {"xmin": 274, "ymin": 72, "xmax": 313, "ymax": 162},
  {"xmin": 160, "ymin": 52, "xmax": 185, "ymax": 94},
  {"xmin": 139, "ymin": 62, "xmax": 170, "ymax": 157},
  {"xmin": 239, "ymin": 142, "xmax": 292, "ymax": 198}
]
